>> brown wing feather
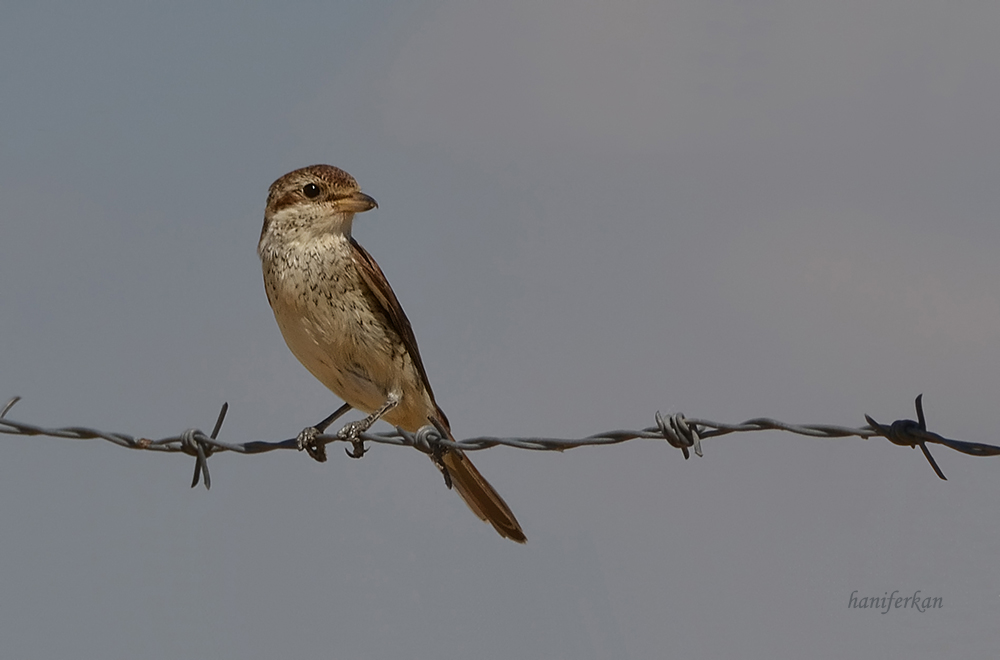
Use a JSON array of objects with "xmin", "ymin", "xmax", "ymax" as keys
[
  {"xmin": 349, "ymin": 237, "xmax": 525, "ymax": 542},
  {"xmin": 349, "ymin": 237, "xmax": 449, "ymax": 429}
]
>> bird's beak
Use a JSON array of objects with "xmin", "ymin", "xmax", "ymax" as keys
[{"xmin": 337, "ymin": 191, "xmax": 378, "ymax": 213}]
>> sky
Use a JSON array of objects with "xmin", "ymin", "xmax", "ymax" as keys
[{"xmin": 2, "ymin": 1, "xmax": 999, "ymax": 657}]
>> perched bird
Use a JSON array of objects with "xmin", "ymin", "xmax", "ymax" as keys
[{"xmin": 258, "ymin": 164, "xmax": 526, "ymax": 542}]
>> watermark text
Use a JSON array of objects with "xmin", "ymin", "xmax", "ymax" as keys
[{"xmin": 849, "ymin": 590, "xmax": 942, "ymax": 613}]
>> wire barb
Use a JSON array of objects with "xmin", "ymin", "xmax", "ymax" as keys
[
  {"xmin": 655, "ymin": 411, "xmax": 702, "ymax": 459},
  {"xmin": 2, "ymin": 395, "xmax": 998, "ymax": 488}
]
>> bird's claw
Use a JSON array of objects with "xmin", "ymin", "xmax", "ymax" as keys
[
  {"xmin": 345, "ymin": 439, "xmax": 368, "ymax": 459},
  {"xmin": 296, "ymin": 426, "xmax": 327, "ymax": 463},
  {"xmin": 337, "ymin": 421, "xmax": 369, "ymax": 459}
]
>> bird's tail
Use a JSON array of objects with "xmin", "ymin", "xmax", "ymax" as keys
[{"xmin": 439, "ymin": 448, "xmax": 526, "ymax": 543}]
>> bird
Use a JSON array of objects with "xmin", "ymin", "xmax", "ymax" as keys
[{"xmin": 257, "ymin": 164, "xmax": 526, "ymax": 542}]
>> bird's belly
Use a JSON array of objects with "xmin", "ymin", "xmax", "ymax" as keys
[
  {"xmin": 269, "ymin": 288, "xmax": 435, "ymax": 430},
  {"xmin": 273, "ymin": 297, "xmax": 386, "ymax": 407}
]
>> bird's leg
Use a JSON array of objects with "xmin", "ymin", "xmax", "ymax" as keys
[
  {"xmin": 297, "ymin": 402, "xmax": 353, "ymax": 462},
  {"xmin": 338, "ymin": 391, "xmax": 401, "ymax": 459}
]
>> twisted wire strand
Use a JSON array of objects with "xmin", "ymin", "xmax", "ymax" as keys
[{"xmin": 3, "ymin": 394, "xmax": 997, "ymax": 489}]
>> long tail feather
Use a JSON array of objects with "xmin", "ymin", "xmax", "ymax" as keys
[{"xmin": 439, "ymin": 449, "xmax": 526, "ymax": 543}]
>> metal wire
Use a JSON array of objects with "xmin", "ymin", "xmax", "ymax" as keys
[{"xmin": 2, "ymin": 394, "xmax": 997, "ymax": 489}]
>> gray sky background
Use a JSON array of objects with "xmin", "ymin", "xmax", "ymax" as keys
[{"xmin": 2, "ymin": 1, "xmax": 999, "ymax": 658}]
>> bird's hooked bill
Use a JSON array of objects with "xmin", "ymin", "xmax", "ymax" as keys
[{"xmin": 337, "ymin": 191, "xmax": 378, "ymax": 213}]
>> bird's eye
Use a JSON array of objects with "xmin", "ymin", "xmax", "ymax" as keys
[{"xmin": 302, "ymin": 183, "xmax": 321, "ymax": 198}]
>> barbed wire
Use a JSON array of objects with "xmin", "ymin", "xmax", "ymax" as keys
[{"xmin": 2, "ymin": 394, "xmax": 998, "ymax": 490}]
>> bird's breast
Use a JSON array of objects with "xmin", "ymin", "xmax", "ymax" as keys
[{"xmin": 261, "ymin": 238, "xmax": 434, "ymax": 428}]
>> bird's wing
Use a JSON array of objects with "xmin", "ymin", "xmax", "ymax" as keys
[{"xmin": 349, "ymin": 237, "xmax": 448, "ymax": 427}]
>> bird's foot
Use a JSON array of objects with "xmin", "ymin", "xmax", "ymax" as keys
[
  {"xmin": 297, "ymin": 426, "xmax": 327, "ymax": 462},
  {"xmin": 337, "ymin": 420, "xmax": 369, "ymax": 459}
]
